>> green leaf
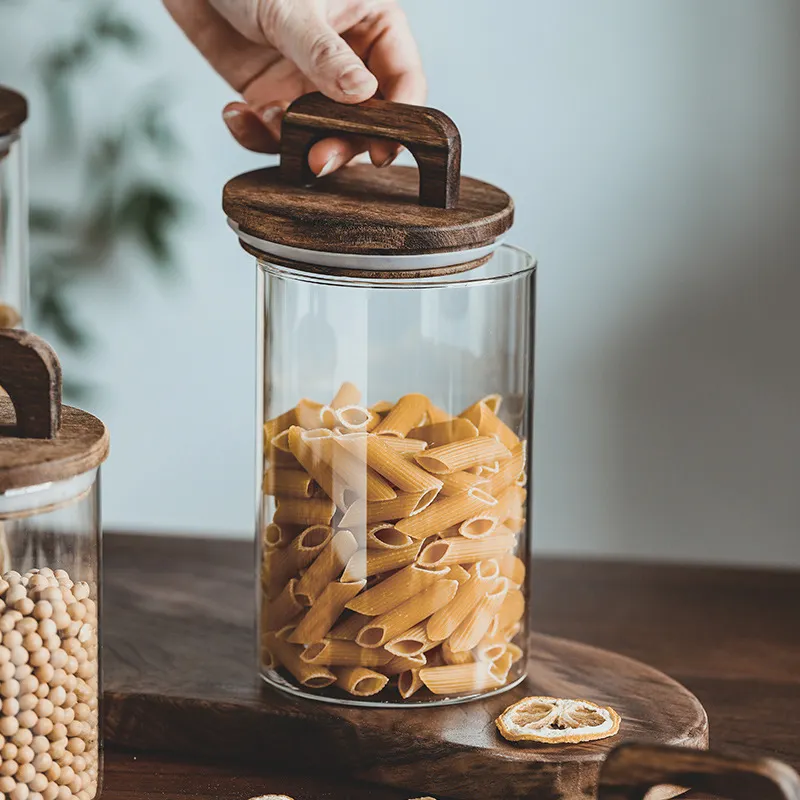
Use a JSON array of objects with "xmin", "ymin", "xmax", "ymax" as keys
[
  {"xmin": 116, "ymin": 183, "xmax": 185, "ymax": 268},
  {"xmin": 92, "ymin": 8, "xmax": 143, "ymax": 51},
  {"xmin": 29, "ymin": 206, "xmax": 65, "ymax": 234}
]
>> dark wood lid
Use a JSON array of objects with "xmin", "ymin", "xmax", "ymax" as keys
[
  {"xmin": 0, "ymin": 330, "xmax": 109, "ymax": 493},
  {"xmin": 0, "ymin": 85, "xmax": 28, "ymax": 135},
  {"xmin": 223, "ymin": 93, "xmax": 513, "ymax": 257}
]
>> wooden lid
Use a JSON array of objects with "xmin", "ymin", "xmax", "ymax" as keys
[
  {"xmin": 0, "ymin": 85, "xmax": 28, "ymax": 135},
  {"xmin": 0, "ymin": 330, "xmax": 109, "ymax": 493},
  {"xmin": 223, "ymin": 93, "xmax": 514, "ymax": 260}
]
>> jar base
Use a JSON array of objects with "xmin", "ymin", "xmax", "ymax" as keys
[{"xmin": 259, "ymin": 668, "xmax": 527, "ymax": 708}]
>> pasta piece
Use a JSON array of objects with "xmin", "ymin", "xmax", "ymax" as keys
[
  {"xmin": 504, "ymin": 620, "xmax": 523, "ymax": 640},
  {"xmin": 418, "ymin": 532, "xmax": 517, "ymax": 568},
  {"xmin": 395, "ymin": 488, "xmax": 498, "ymax": 540},
  {"xmin": 480, "ymin": 393, "xmax": 503, "ymax": 414},
  {"xmin": 438, "ymin": 525, "xmax": 463, "ymax": 538},
  {"xmin": 291, "ymin": 525, "xmax": 334, "ymax": 569},
  {"xmin": 274, "ymin": 497, "xmax": 335, "ymax": 526},
  {"xmin": 498, "ymin": 553, "xmax": 526, "ymax": 588},
  {"xmin": 341, "ymin": 490, "xmax": 438, "ymax": 528},
  {"xmin": 408, "ymin": 418, "xmax": 479, "ymax": 448},
  {"xmin": 263, "ymin": 578, "xmax": 303, "ymax": 631},
  {"xmin": 328, "ymin": 612, "xmax": 372, "ymax": 641},
  {"xmin": 383, "ymin": 653, "xmax": 427, "ymax": 676},
  {"xmin": 483, "ymin": 441, "xmax": 526, "ymax": 495},
  {"xmin": 341, "ymin": 541, "xmax": 422, "ymax": 582},
  {"xmin": 426, "ymin": 403, "xmax": 453, "ymax": 424},
  {"xmin": 356, "ymin": 579, "xmax": 459, "ymax": 648},
  {"xmin": 262, "ymin": 545, "xmax": 297, "ymax": 598},
  {"xmin": 263, "ymin": 468, "xmax": 315, "ymax": 498},
  {"xmin": 414, "ymin": 436, "xmax": 511, "ymax": 475},
  {"xmin": 378, "ymin": 437, "xmax": 428, "ymax": 455},
  {"xmin": 330, "ymin": 381, "xmax": 361, "ymax": 409},
  {"xmin": 467, "ymin": 460, "xmax": 501, "ymax": 477},
  {"xmin": 446, "ymin": 564, "xmax": 471, "ymax": 584},
  {"xmin": 286, "ymin": 427, "xmax": 340, "ymax": 505},
  {"xmin": 351, "ymin": 434, "xmax": 443, "ymax": 494},
  {"xmin": 373, "ymin": 393, "xmax": 429, "ymax": 438},
  {"xmin": 459, "ymin": 400, "xmax": 520, "ymax": 450},
  {"xmin": 335, "ymin": 666, "xmax": 389, "ymax": 697},
  {"xmin": 267, "ymin": 430, "xmax": 301, "ymax": 468},
  {"xmin": 366, "ymin": 524, "xmax": 414, "ymax": 550},
  {"xmin": 287, "ymin": 579, "xmax": 366, "ymax": 644},
  {"xmin": 346, "ymin": 564, "xmax": 449, "ymax": 616},
  {"xmin": 334, "ymin": 405, "xmax": 379, "ymax": 432},
  {"xmin": 494, "ymin": 485, "xmax": 526, "ymax": 524},
  {"xmin": 491, "ymin": 650, "xmax": 514, "ymax": 684},
  {"xmin": 506, "ymin": 642, "xmax": 524, "ymax": 664},
  {"xmin": 496, "ymin": 588, "xmax": 525, "ymax": 632},
  {"xmin": 369, "ymin": 400, "xmax": 394, "ymax": 415},
  {"xmin": 385, "ymin": 621, "xmax": 443, "ymax": 658},
  {"xmin": 295, "ymin": 530, "xmax": 359, "ymax": 606},
  {"xmin": 264, "ymin": 408, "xmax": 298, "ymax": 446},
  {"xmin": 296, "ymin": 398, "xmax": 337, "ymax": 430},
  {"xmin": 458, "ymin": 515, "xmax": 498, "ymax": 539},
  {"xmin": 398, "ymin": 668, "xmax": 423, "ymax": 699},
  {"xmin": 438, "ymin": 471, "xmax": 486, "ymax": 497},
  {"xmin": 427, "ymin": 560, "xmax": 498, "ymax": 641},
  {"xmin": 442, "ymin": 639, "xmax": 475, "ymax": 666},
  {"xmin": 300, "ymin": 639, "xmax": 392, "ymax": 667},
  {"xmin": 263, "ymin": 522, "xmax": 298, "ymax": 548},
  {"xmin": 263, "ymin": 631, "xmax": 336, "ymax": 689},
  {"xmin": 418, "ymin": 660, "xmax": 507, "ymax": 695},
  {"xmin": 449, "ymin": 578, "xmax": 509, "ymax": 653},
  {"xmin": 328, "ymin": 436, "xmax": 397, "ymax": 502}
]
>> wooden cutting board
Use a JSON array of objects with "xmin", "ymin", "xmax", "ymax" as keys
[{"xmin": 103, "ymin": 535, "xmax": 708, "ymax": 800}]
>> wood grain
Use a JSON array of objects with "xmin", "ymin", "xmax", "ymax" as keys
[
  {"xmin": 280, "ymin": 93, "xmax": 461, "ymax": 208},
  {"xmin": 0, "ymin": 84, "xmax": 27, "ymax": 134},
  {"xmin": 103, "ymin": 534, "xmax": 707, "ymax": 800},
  {"xmin": 598, "ymin": 743, "xmax": 800, "ymax": 800}
]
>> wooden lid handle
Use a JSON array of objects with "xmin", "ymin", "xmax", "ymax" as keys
[
  {"xmin": 597, "ymin": 744, "xmax": 800, "ymax": 800},
  {"xmin": 0, "ymin": 329, "xmax": 62, "ymax": 439},
  {"xmin": 279, "ymin": 92, "xmax": 462, "ymax": 209}
]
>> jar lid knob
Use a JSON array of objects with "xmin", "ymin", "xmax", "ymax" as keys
[{"xmin": 0, "ymin": 329, "xmax": 62, "ymax": 440}]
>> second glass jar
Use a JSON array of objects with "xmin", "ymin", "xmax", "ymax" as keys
[{"xmin": 256, "ymin": 246, "xmax": 535, "ymax": 706}]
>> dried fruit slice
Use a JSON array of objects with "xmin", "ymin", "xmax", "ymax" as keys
[{"xmin": 496, "ymin": 695, "xmax": 621, "ymax": 744}]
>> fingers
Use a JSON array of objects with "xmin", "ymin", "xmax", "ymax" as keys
[
  {"xmin": 309, "ymin": 136, "xmax": 371, "ymax": 177},
  {"xmin": 222, "ymin": 102, "xmax": 285, "ymax": 153},
  {"xmin": 262, "ymin": 1, "xmax": 378, "ymax": 104}
]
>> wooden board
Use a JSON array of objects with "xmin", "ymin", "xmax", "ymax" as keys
[{"xmin": 103, "ymin": 535, "xmax": 708, "ymax": 800}]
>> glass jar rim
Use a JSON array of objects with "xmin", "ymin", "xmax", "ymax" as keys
[{"xmin": 256, "ymin": 244, "xmax": 536, "ymax": 290}]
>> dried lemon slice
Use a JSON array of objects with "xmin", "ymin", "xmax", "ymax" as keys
[{"xmin": 496, "ymin": 695, "xmax": 621, "ymax": 744}]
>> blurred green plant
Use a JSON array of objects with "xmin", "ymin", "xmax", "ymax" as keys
[{"xmin": 1, "ymin": 1, "xmax": 187, "ymax": 395}]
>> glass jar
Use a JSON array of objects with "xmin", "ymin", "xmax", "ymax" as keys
[
  {"xmin": 0, "ymin": 86, "xmax": 28, "ymax": 330},
  {"xmin": 225, "ymin": 93, "xmax": 534, "ymax": 707},
  {"xmin": 0, "ymin": 329, "xmax": 109, "ymax": 798}
]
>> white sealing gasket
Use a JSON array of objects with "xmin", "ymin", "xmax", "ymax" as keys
[
  {"xmin": 227, "ymin": 219, "xmax": 504, "ymax": 271},
  {"xmin": 0, "ymin": 469, "xmax": 97, "ymax": 519}
]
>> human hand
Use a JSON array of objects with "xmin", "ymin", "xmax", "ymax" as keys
[{"xmin": 164, "ymin": 0, "xmax": 426, "ymax": 175}]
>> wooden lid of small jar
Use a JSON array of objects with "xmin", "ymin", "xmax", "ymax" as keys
[
  {"xmin": 0, "ymin": 85, "xmax": 28, "ymax": 135},
  {"xmin": 0, "ymin": 330, "xmax": 109, "ymax": 493},
  {"xmin": 223, "ymin": 93, "xmax": 514, "ymax": 259}
]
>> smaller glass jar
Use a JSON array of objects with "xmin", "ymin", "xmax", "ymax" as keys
[
  {"xmin": 0, "ymin": 329, "xmax": 109, "ymax": 799},
  {"xmin": 0, "ymin": 86, "xmax": 28, "ymax": 330}
]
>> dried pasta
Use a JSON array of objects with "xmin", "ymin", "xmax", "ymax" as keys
[
  {"xmin": 295, "ymin": 530, "xmax": 359, "ymax": 606},
  {"xmin": 418, "ymin": 660, "xmax": 507, "ymax": 695},
  {"xmin": 341, "ymin": 541, "xmax": 422, "ymax": 582},
  {"xmin": 385, "ymin": 621, "xmax": 443, "ymax": 658},
  {"xmin": 417, "ymin": 533, "xmax": 517, "ymax": 568},
  {"xmin": 264, "ymin": 631, "xmax": 336, "ymax": 689},
  {"xmin": 414, "ymin": 436, "xmax": 511, "ymax": 475},
  {"xmin": 373, "ymin": 393, "xmax": 429, "ymax": 437},
  {"xmin": 264, "ymin": 578, "xmax": 304, "ymax": 631},
  {"xmin": 300, "ymin": 640, "xmax": 392, "ymax": 668},
  {"xmin": 264, "ymin": 408, "xmax": 298, "ymax": 446},
  {"xmin": 355, "ymin": 434, "xmax": 443, "ymax": 494},
  {"xmin": 407, "ymin": 418, "xmax": 479, "ymax": 447},
  {"xmin": 448, "ymin": 577, "xmax": 509, "ymax": 653},
  {"xmin": 426, "ymin": 561, "xmax": 499, "ymax": 641},
  {"xmin": 296, "ymin": 398, "xmax": 337, "ymax": 430},
  {"xmin": 346, "ymin": 564, "xmax": 449, "ymax": 616},
  {"xmin": 287, "ymin": 579, "xmax": 366, "ymax": 644},
  {"xmin": 438, "ymin": 470, "xmax": 486, "ymax": 497},
  {"xmin": 328, "ymin": 612, "xmax": 372, "ymax": 641},
  {"xmin": 365, "ymin": 524, "xmax": 414, "ymax": 550},
  {"xmin": 330, "ymin": 381, "xmax": 361, "ymax": 409},
  {"xmin": 263, "ymin": 468, "xmax": 315, "ymax": 498},
  {"xmin": 335, "ymin": 666, "xmax": 389, "ymax": 696},
  {"xmin": 459, "ymin": 400, "xmax": 520, "ymax": 450},
  {"xmin": 394, "ymin": 488, "xmax": 498, "ymax": 540}
]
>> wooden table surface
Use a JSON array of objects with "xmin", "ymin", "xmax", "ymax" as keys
[{"xmin": 99, "ymin": 533, "xmax": 800, "ymax": 799}]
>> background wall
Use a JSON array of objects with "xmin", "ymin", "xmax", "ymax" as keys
[{"xmin": 3, "ymin": 1, "xmax": 799, "ymax": 565}]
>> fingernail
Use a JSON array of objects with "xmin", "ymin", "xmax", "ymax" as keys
[
  {"xmin": 317, "ymin": 155, "xmax": 340, "ymax": 178},
  {"xmin": 338, "ymin": 65, "xmax": 374, "ymax": 97},
  {"xmin": 262, "ymin": 106, "xmax": 283, "ymax": 126},
  {"xmin": 222, "ymin": 109, "xmax": 241, "ymax": 121},
  {"xmin": 379, "ymin": 152, "xmax": 398, "ymax": 168}
]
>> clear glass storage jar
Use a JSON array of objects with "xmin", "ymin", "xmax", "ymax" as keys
[
  {"xmin": 0, "ymin": 329, "xmax": 109, "ymax": 798},
  {"xmin": 0, "ymin": 86, "xmax": 28, "ymax": 330},
  {"xmin": 224, "ymin": 94, "xmax": 535, "ymax": 707}
]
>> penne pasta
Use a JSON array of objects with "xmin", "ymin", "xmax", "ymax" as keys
[
  {"xmin": 262, "ymin": 546, "xmax": 296, "ymax": 598},
  {"xmin": 291, "ymin": 525, "xmax": 334, "ymax": 569},
  {"xmin": 468, "ymin": 460, "xmax": 501, "ymax": 477},
  {"xmin": 341, "ymin": 541, "xmax": 422, "ymax": 582},
  {"xmin": 274, "ymin": 496, "xmax": 336, "ymax": 526},
  {"xmin": 458, "ymin": 515, "xmax": 498, "ymax": 539},
  {"xmin": 506, "ymin": 642, "xmax": 524, "ymax": 664},
  {"xmin": 287, "ymin": 426, "xmax": 340, "ymax": 504},
  {"xmin": 335, "ymin": 666, "xmax": 390, "ymax": 696},
  {"xmin": 408, "ymin": 418, "xmax": 479, "ymax": 448},
  {"xmin": 263, "ymin": 468, "xmax": 315, "ymax": 498},
  {"xmin": 366, "ymin": 524, "xmax": 414, "ymax": 550},
  {"xmin": 328, "ymin": 436, "xmax": 398, "ymax": 502},
  {"xmin": 504, "ymin": 620, "xmax": 523, "ymax": 641},
  {"xmin": 483, "ymin": 441, "xmax": 526, "ymax": 496},
  {"xmin": 369, "ymin": 400, "xmax": 394, "ymax": 415},
  {"xmin": 356, "ymin": 579, "xmax": 459, "ymax": 648},
  {"xmin": 330, "ymin": 381, "xmax": 361, "ymax": 409},
  {"xmin": 438, "ymin": 470, "xmax": 486, "ymax": 497},
  {"xmin": 346, "ymin": 564, "xmax": 449, "ymax": 616},
  {"xmin": 491, "ymin": 650, "xmax": 514, "ymax": 684},
  {"xmin": 341, "ymin": 489, "xmax": 438, "ymax": 528},
  {"xmin": 449, "ymin": 577, "xmax": 509, "ymax": 653},
  {"xmin": 328, "ymin": 611, "xmax": 372, "ymax": 641},
  {"xmin": 496, "ymin": 588, "xmax": 525, "ymax": 632},
  {"xmin": 442, "ymin": 638, "xmax": 474, "ymax": 665},
  {"xmin": 349, "ymin": 434, "xmax": 443, "ymax": 494},
  {"xmin": 300, "ymin": 639, "xmax": 392, "ymax": 667},
  {"xmin": 398, "ymin": 668, "xmax": 424, "ymax": 699},
  {"xmin": 264, "ymin": 408, "xmax": 298, "ymax": 446},
  {"xmin": 497, "ymin": 553, "xmax": 526, "ymax": 588},
  {"xmin": 263, "ymin": 578, "xmax": 304, "ymax": 631},
  {"xmin": 479, "ymin": 393, "xmax": 503, "ymax": 414},
  {"xmin": 296, "ymin": 398, "xmax": 337, "ymax": 430},
  {"xmin": 335, "ymin": 405, "xmax": 379, "ymax": 432},
  {"xmin": 264, "ymin": 631, "xmax": 336, "ymax": 689},
  {"xmin": 378, "ymin": 437, "xmax": 428, "ymax": 454},
  {"xmin": 426, "ymin": 403, "xmax": 453, "ymax": 424},
  {"xmin": 417, "ymin": 533, "xmax": 517, "ymax": 568},
  {"xmin": 446, "ymin": 564, "xmax": 471, "ymax": 584},
  {"xmin": 383, "ymin": 653, "xmax": 427, "ymax": 676},
  {"xmin": 268, "ymin": 430, "xmax": 302, "ymax": 468},
  {"xmin": 418, "ymin": 660, "xmax": 507, "ymax": 695},
  {"xmin": 394, "ymin": 488, "xmax": 498, "ymax": 540},
  {"xmin": 287, "ymin": 579, "xmax": 366, "ymax": 644},
  {"xmin": 295, "ymin": 529, "xmax": 359, "ymax": 606},
  {"xmin": 427, "ymin": 560, "xmax": 499, "ymax": 641},
  {"xmin": 385, "ymin": 621, "xmax": 443, "ymax": 658},
  {"xmin": 459, "ymin": 400, "xmax": 520, "ymax": 451},
  {"xmin": 373, "ymin": 393, "xmax": 429, "ymax": 438},
  {"xmin": 414, "ymin": 436, "xmax": 511, "ymax": 475},
  {"xmin": 263, "ymin": 522, "xmax": 298, "ymax": 548},
  {"xmin": 494, "ymin": 485, "xmax": 526, "ymax": 524}
]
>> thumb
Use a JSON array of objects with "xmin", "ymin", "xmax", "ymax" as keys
[{"xmin": 265, "ymin": 3, "xmax": 378, "ymax": 103}]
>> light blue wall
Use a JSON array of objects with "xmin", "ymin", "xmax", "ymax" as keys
[{"xmin": 4, "ymin": 1, "xmax": 799, "ymax": 564}]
